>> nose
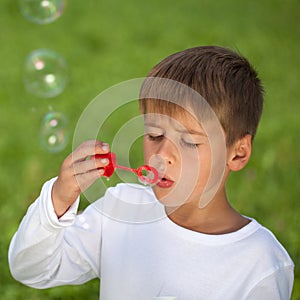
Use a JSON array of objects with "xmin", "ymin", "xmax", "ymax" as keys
[{"xmin": 156, "ymin": 137, "xmax": 177, "ymax": 165}]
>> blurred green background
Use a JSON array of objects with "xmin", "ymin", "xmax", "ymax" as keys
[{"xmin": 1, "ymin": 0, "xmax": 299, "ymax": 299}]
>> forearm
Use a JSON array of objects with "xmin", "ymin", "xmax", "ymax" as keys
[
  {"xmin": 51, "ymin": 180, "xmax": 75, "ymax": 218},
  {"xmin": 9, "ymin": 225, "xmax": 65, "ymax": 288},
  {"xmin": 8, "ymin": 178, "xmax": 81, "ymax": 288}
]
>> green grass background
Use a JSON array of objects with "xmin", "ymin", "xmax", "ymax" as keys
[{"xmin": 1, "ymin": 0, "xmax": 299, "ymax": 299}]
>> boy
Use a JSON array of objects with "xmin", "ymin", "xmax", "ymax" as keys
[{"xmin": 9, "ymin": 46, "xmax": 294, "ymax": 299}]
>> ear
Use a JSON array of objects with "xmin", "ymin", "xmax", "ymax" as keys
[{"xmin": 227, "ymin": 135, "xmax": 252, "ymax": 172}]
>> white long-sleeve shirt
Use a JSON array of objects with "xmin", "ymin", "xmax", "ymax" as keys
[{"xmin": 9, "ymin": 178, "xmax": 294, "ymax": 299}]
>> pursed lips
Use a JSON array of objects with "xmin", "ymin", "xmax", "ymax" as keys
[{"xmin": 156, "ymin": 176, "xmax": 175, "ymax": 188}]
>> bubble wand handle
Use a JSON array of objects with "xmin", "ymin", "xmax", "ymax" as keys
[{"xmin": 115, "ymin": 165, "xmax": 136, "ymax": 173}]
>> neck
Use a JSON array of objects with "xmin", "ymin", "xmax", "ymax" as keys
[{"xmin": 165, "ymin": 191, "xmax": 249, "ymax": 235}]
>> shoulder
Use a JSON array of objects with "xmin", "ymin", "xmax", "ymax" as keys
[
  {"xmin": 241, "ymin": 219, "xmax": 295, "ymax": 299},
  {"xmin": 227, "ymin": 219, "xmax": 295, "ymax": 298},
  {"xmin": 240, "ymin": 218, "xmax": 294, "ymax": 271}
]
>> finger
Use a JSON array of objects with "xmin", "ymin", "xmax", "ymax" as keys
[
  {"xmin": 73, "ymin": 140, "xmax": 109, "ymax": 161},
  {"xmin": 75, "ymin": 168, "xmax": 104, "ymax": 192},
  {"xmin": 67, "ymin": 140, "xmax": 110, "ymax": 166},
  {"xmin": 73, "ymin": 157, "xmax": 109, "ymax": 175}
]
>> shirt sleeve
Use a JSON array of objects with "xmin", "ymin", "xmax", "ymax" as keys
[
  {"xmin": 8, "ymin": 177, "xmax": 103, "ymax": 289},
  {"xmin": 245, "ymin": 265, "xmax": 294, "ymax": 300}
]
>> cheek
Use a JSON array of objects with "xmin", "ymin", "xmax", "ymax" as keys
[
  {"xmin": 143, "ymin": 139, "xmax": 158, "ymax": 164},
  {"xmin": 196, "ymin": 151, "xmax": 212, "ymax": 187},
  {"xmin": 183, "ymin": 147, "xmax": 211, "ymax": 179},
  {"xmin": 143, "ymin": 138, "xmax": 152, "ymax": 162}
]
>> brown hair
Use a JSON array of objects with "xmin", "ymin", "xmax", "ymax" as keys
[{"xmin": 139, "ymin": 46, "xmax": 264, "ymax": 146}]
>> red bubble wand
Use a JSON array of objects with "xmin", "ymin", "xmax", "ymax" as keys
[{"xmin": 94, "ymin": 152, "xmax": 159, "ymax": 185}]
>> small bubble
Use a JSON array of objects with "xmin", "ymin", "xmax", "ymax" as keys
[
  {"xmin": 82, "ymin": 223, "xmax": 90, "ymax": 230},
  {"xmin": 78, "ymin": 215, "xmax": 85, "ymax": 223},
  {"xmin": 138, "ymin": 177, "xmax": 149, "ymax": 186},
  {"xmin": 149, "ymin": 154, "xmax": 166, "ymax": 176},
  {"xmin": 39, "ymin": 111, "xmax": 70, "ymax": 153},
  {"xmin": 19, "ymin": 0, "xmax": 66, "ymax": 24},
  {"xmin": 24, "ymin": 49, "xmax": 68, "ymax": 98}
]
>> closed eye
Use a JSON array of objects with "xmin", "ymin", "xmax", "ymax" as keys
[
  {"xmin": 181, "ymin": 138, "xmax": 201, "ymax": 149},
  {"xmin": 147, "ymin": 134, "xmax": 164, "ymax": 142}
]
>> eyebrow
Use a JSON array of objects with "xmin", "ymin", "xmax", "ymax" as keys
[
  {"xmin": 176, "ymin": 128, "xmax": 207, "ymax": 136},
  {"xmin": 144, "ymin": 122, "xmax": 207, "ymax": 137}
]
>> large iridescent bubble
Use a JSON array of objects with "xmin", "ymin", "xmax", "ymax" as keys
[
  {"xmin": 39, "ymin": 111, "xmax": 70, "ymax": 153},
  {"xmin": 24, "ymin": 49, "xmax": 68, "ymax": 98},
  {"xmin": 19, "ymin": 0, "xmax": 66, "ymax": 24}
]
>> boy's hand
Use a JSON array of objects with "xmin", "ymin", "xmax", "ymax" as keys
[{"xmin": 51, "ymin": 140, "xmax": 110, "ymax": 217}]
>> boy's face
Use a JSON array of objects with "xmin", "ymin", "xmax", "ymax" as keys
[{"xmin": 143, "ymin": 111, "xmax": 215, "ymax": 208}]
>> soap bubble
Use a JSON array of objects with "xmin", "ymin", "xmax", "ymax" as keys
[
  {"xmin": 39, "ymin": 111, "xmax": 70, "ymax": 153},
  {"xmin": 19, "ymin": 0, "xmax": 66, "ymax": 24},
  {"xmin": 24, "ymin": 49, "xmax": 68, "ymax": 98}
]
